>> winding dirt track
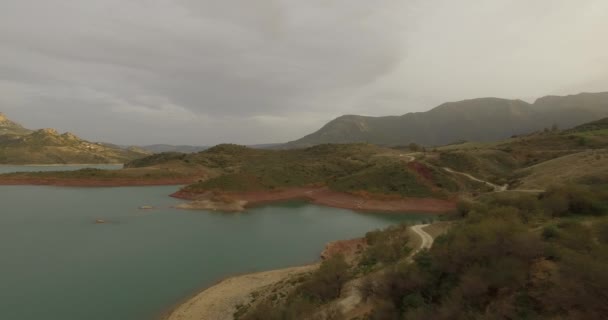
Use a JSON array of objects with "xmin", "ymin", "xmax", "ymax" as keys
[
  {"xmin": 442, "ymin": 167, "xmax": 544, "ymax": 193},
  {"xmin": 411, "ymin": 224, "xmax": 434, "ymax": 252},
  {"xmin": 442, "ymin": 167, "xmax": 507, "ymax": 191},
  {"xmin": 335, "ymin": 223, "xmax": 436, "ymax": 315}
]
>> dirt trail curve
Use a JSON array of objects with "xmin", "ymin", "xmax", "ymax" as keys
[
  {"xmin": 399, "ymin": 154, "xmax": 416, "ymax": 162},
  {"xmin": 410, "ymin": 224, "xmax": 434, "ymax": 252},
  {"xmin": 336, "ymin": 223, "xmax": 435, "ymax": 315},
  {"xmin": 442, "ymin": 167, "xmax": 546, "ymax": 193},
  {"xmin": 442, "ymin": 167, "xmax": 507, "ymax": 192}
]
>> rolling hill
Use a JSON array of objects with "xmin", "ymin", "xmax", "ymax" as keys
[
  {"xmin": 0, "ymin": 113, "xmax": 149, "ymax": 164},
  {"xmin": 285, "ymin": 92, "xmax": 608, "ymax": 148}
]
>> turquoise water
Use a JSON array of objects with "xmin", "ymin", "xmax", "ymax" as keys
[
  {"xmin": 0, "ymin": 168, "xmax": 431, "ymax": 320},
  {"xmin": 0, "ymin": 164, "xmax": 123, "ymax": 174}
]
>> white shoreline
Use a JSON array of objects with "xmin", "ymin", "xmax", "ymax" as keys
[
  {"xmin": 164, "ymin": 264, "xmax": 319, "ymax": 320},
  {"xmin": 0, "ymin": 163, "xmax": 124, "ymax": 167}
]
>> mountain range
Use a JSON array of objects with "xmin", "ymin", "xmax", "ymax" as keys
[
  {"xmin": 285, "ymin": 92, "xmax": 608, "ymax": 148},
  {"xmin": 0, "ymin": 113, "xmax": 149, "ymax": 164}
]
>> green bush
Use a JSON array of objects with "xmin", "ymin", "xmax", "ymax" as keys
[
  {"xmin": 360, "ymin": 225, "xmax": 411, "ymax": 267},
  {"xmin": 241, "ymin": 255, "xmax": 350, "ymax": 320},
  {"xmin": 542, "ymin": 225, "xmax": 560, "ymax": 240},
  {"xmin": 541, "ymin": 185, "xmax": 607, "ymax": 216},
  {"xmin": 298, "ymin": 255, "xmax": 350, "ymax": 303}
]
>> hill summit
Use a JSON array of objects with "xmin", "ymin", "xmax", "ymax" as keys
[{"xmin": 0, "ymin": 112, "xmax": 32, "ymax": 136}]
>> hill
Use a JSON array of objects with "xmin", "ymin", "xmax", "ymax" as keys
[
  {"xmin": 229, "ymin": 118, "xmax": 608, "ymax": 320},
  {"xmin": 141, "ymin": 144, "xmax": 209, "ymax": 154},
  {"xmin": 139, "ymin": 143, "xmax": 281, "ymax": 154},
  {"xmin": 126, "ymin": 143, "xmax": 487, "ymax": 197},
  {"xmin": 431, "ymin": 116, "xmax": 608, "ymax": 188},
  {"xmin": 0, "ymin": 113, "xmax": 149, "ymax": 164},
  {"xmin": 285, "ymin": 92, "xmax": 608, "ymax": 148}
]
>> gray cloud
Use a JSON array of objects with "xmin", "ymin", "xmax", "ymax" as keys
[{"xmin": 0, "ymin": 0, "xmax": 607, "ymax": 145}]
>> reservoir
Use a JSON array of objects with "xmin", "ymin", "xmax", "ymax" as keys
[{"xmin": 0, "ymin": 167, "xmax": 430, "ymax": 320}]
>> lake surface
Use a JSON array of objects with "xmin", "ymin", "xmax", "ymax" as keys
[
  {"xmin": 0, "ymin": 167, "xmax": 432, "ymax": 320},
  {"xmin": 0, "ymin": 164, "xmax": 123, "ymax": 174}
]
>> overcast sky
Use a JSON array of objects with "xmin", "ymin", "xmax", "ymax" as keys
[{"xmin": 1, "ymin": 0, "xmax": 607, "ymax": 145}]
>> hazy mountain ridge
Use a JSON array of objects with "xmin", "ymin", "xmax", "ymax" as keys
[
  {"xmin": 140, "ymin": 143, "xmax": 282, "ymax": 154},
  {"xmin": 286, "ymin": 92, "xmax": 608, "ymax": 148},
  {"xmin": 0, "ymin": 113, "xmax": 149, "ymax": 164},
  {"xmin": 141, "ymin": 144, "xmax": 209, "ymax": 154}
]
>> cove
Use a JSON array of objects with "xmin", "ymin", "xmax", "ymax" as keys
[{"xmin": 0, "ymin": 184, "xmax": 430, "ymax": 320}]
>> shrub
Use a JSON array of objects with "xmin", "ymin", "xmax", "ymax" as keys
[
  {"xmin": 360, "ymin": 225, "xmax": 411, "ymax": 267},
  {"xmin": 542, "ymin": 185, "xmax": 607, "ymax": 216},
  {"xmin": 542, "ymin": 225, "xmax": 559, "ymax": 240},
  {"xmin": 298, "ymin": 255, "xmax": 350, "ymax": 303}
]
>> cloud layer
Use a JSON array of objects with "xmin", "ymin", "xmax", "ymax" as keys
[{"xmin": 1, "ymin": 0, "xmax": 607, "ymax": 145}]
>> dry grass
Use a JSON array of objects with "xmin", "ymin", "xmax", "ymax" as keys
[{"xmin": 516, "ymin": 149, "xmax": 608, "ymax": 189}]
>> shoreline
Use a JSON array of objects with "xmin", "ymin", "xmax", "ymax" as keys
[
  {"xmin": 0, "ymin": 178, "xmax": 196, "ymax": 187},
  {"xmin": 162, "ymin": 224, "xmax": 445, "ymax": 320},
  {"xmin": 0, "ymin": 163, "xmax": 124, "ymax": 167},
  {"xmin": 0, "ymin": 178, "xmax": 456, "ymax": 213},
  {"xmin": 162, "ymin": 237, "xmax": 366, "ymax": 320},
  {"xmin": 171, "ymin": 187, "xmax": 457, "ymax": 213}
]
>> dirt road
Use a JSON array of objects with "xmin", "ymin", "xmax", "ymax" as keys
[{"xmin": 411, "ymin": 224, "xmax": 434, "ymax": 252}]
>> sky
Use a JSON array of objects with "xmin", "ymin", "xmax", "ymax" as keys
[{"xmin": 0, "ymin": 0, "xmax": 607, "ymax": 145}]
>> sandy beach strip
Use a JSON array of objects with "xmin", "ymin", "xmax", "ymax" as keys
[{"xmin": 164, "ymin": 264, "xmax": 319, "ymax": 320}]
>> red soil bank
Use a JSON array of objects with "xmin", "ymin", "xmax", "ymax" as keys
[{"xmin": 171, "ymin": 187, "xmax": 457, "ymax": 213}]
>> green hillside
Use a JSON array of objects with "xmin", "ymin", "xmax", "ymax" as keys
[
  {"xmin": 286, "ymin": 92, "xmax": 608, "ymax": 148},
  {"xmin": 125, "ymin": 143, "xmax": 485, "ymax": 198},
  {"xmin": 431, "ymin": 117, "xmax": 608, "ymax": 188},
  {"xmin": 234, "ymin": 118, "xmax": 608, "ymax": 320}
]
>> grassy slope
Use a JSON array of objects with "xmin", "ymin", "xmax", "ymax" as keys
[
  {"xmin": 180, "ymin": 144, "xmax": 436, "ymax": 196},
  {"xmin": 429, "ymin": 119, "xmax": 608, "ymax": 188},
  {"xmin": 516, "ymin": 149, "xmax": 608, "ymax": 189}
]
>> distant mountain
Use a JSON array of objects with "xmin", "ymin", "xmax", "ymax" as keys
[
  {"xmin": 285, "ymin": 92, "xmax": 608, "ymax": 148},
  {"xmin": 0, "ymin": 113, "xmax": 149, "ymax": 164},
  {"xmin": 140, "ymin": 143, "xmax": 282, "ymax": 154},
  {"xmin": 141, "ymin": 144, "xmax": 209, "ymax": 154}
]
